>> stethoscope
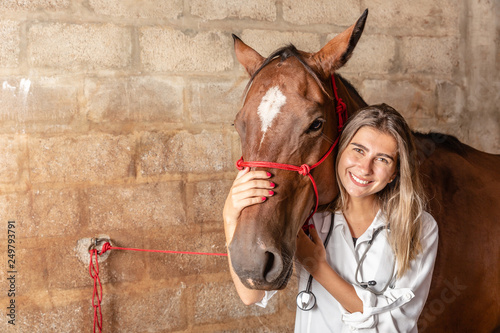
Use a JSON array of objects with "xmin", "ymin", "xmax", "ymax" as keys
[
  {"xmin": 354, "ymin": 226, "xmax": 396, "ymax": 295},
  {"xmin": 296, "ymin": 215, "xmax": 396, "ymax": 311}
]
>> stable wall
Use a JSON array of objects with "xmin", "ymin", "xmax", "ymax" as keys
[{"xmin": 0, "ymin": 0, "xmax": 498, "ymax": 332}]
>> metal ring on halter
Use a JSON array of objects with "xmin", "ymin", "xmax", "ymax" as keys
[{"xmin": 297, "ymin": 214, "xmax": 334, "ymax": 311}]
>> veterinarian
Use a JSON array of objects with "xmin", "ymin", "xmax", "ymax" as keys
[{"xmin": 223, "ymin": 104, "xmax": 438, "ymax": 332}]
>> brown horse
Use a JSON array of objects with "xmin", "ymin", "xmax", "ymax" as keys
[{"xmin": 228, "ymin": 9, "xmax": 500, "ymax": 332}]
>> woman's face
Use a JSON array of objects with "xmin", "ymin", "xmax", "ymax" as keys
[{"xmin": 338, "ymin": 126, "xmax": 398, "ymax": 201}]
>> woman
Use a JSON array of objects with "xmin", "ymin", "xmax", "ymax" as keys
[{"xmin": 223, "ymin": 104, "xmax": 438, "ymax": 332}]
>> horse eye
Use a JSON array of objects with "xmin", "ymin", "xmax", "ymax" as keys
[{"xmin": 308, "ymin": 119, "xmax": 324, "ymax": 132}]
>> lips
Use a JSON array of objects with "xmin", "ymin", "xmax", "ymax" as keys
[{"xmin": 349, "ymin": 172, "xmax": 372, "ymax": 186}]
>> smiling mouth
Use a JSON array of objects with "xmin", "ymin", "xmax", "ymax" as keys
[{"xmin": 349, "ymin": 172, "xmax": 372, "ymax": 186}]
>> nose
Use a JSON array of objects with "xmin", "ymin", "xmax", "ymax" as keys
[
  {"xmin": 357, "ymin": 157, "xmax": 373, "ymax": 176},
  {"xmin": 228, "ymin": 238, "xmax": 284, "ymax": 289}
]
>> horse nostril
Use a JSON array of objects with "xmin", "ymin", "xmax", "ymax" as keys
[
  {"xmin": 229, "ymin": 235, "xmax": 286, "ymax": 287},
  {"xmin": 263, "ymin": 249, "xmax": 283, "ymax": 283},
  {"xmin": 264, "ymin": 251, "xmax": 275, "ymax": 276}
]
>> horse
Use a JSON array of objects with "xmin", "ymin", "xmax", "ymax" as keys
[{"xmin": 228, "ymin": 9, "xmax": 500, "ymax": 332}]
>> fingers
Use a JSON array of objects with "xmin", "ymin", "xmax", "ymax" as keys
[
  {"xmin": 296, "ymin": 225, "xmax": 326, "ymax": 273},
  {"xmin": 232, "ymin": 187, "xmax": 274, "ymax": 206},
  {"xmin": 297, "ymin": 228, "xmax": 309, "ymax": 241},
  {"xmin": 295, "ymin": 229, "xmax": 308, "ymax": 256},
  {"xmin": 223, "ymin": 170, "xmax": 276, "ymax": 225},
  {"xmin": 231, "ymin": 169, "xmax": 275, "ymax": 197},
  {"xmin": 231, "ymin": 180, "xmax": 275, "ymax": 197},
  {"xmin": 235, "ymin": 167, "xmax": 250, "ymax": 180},
  {"xmin": 234, "ymin": 169, "xmax": 273, "ymax": 186},
  {"xmin": 308, "ymin": 226, "xmax": 322, "ymax": 245},
  {"xmin": 234, "ymin": 196, "xmax": 268, "ymax": 210},
  {"xmin": 297, "ymin": 228, "xmax": 307, "ymax": 241},
  {"xmin": 296, "ymin": 229, "xmax": 315, "ymax": 251}
]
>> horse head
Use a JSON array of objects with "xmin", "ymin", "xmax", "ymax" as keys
[{"xmin": 229, "ymin": 10, "xmax": 369, "ymax": 290}]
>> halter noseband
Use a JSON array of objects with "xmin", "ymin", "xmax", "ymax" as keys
[{"xmin": 236, "ymin": 75, "xmax": 348, "ymax": 227}]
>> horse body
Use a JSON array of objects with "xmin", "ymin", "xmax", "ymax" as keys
[
  {"xmin": 229, "ymin": 9, "xmax": 500, "ymax": 332},
  {"xmin": 415, "ymin": 135, "xmax": 500, "ymax": 331}
]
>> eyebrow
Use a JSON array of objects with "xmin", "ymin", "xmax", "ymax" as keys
[{"xmin": 350, "ymin": 142, "xmax": 396, "ymax": 162}]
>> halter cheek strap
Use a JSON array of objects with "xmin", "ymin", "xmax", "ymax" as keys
[{"xmin": 236, "ymin": 75, "xmax": 348, "ymax": 228}]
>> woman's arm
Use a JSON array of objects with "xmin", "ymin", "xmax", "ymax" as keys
[
  {"xmin": 296, "ymin": 226, "xmax": 364, "ymax": 313},
  {"xmin": 223, "ymin": 167, "xmax": 275, "ymax": 305},
  {"xmin": 226, "ymin": 252, "xmax": 265, "ymax": 305}
]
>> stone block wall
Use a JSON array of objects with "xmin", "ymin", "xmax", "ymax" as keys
[{"xmin": 0, "ymin": 0, "xmax": 497, "ymax": 332}]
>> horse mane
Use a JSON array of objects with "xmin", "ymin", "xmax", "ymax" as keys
[
  {"xmin": 336, "ymin": 75, "xmax": 366, "ymax": 106},
  {"xmin": 412, "ymin": 131, "xmax": 468, "ymax": 157},
  {"xmin": 244, "ymin": 44, "xmax": 329, "ymax": 98},
  {"xmin": 244, "ymin": 44, "xmax": 368, "ymax": 109}
]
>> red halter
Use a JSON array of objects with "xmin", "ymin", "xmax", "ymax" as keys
[{"xmin": 236, "ymin": 75, "xmax": 348, "ymax": 227}]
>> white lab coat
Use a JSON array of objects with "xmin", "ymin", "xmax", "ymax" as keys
[{"xmin": 257, "ymin": 210, "xmax": 438, "ymax": 332}]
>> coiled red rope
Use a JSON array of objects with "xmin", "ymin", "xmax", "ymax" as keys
[
  {"xmin": 89, "ymin": 242, "xmax": 227, "ymax": 332},
  {"xmin": 236, "ymin": 75, "xmax": 347, "ymax": 227},
  {"xmin": 89, "ymin": 249, "xmax": 104, "ymax": 333}
]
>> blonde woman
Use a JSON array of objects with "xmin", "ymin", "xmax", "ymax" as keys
[{"xmin": 223, "ymin": 104, "xmax": 438, "ymax": 332}]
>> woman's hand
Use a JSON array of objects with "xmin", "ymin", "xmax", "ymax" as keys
[
  {"xmin": 223, "ymin": 167, "xmax": 275, "ymax": 305},
  {"xmin": 296, "ymin": 226, "xmax": 327, "ymax": 275},
  {"xmin": 223, "ymin": 167, "xmax": 275, "ymax": 244},
  {"xmin": 297, "ymin": 226, "xmax": 364, "ymax": 313}
]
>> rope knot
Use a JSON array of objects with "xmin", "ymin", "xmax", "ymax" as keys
[
  {"xmin": 235, "ymin": 157, "xmax": 245, "ymax": 170},
  {"xmin": 298, "ymin": 164, "xmax": 311, "ymax": 176},
  {"xmin": 336, "ymin": 98, "xmax": 347, "ymax": 132},
  {"xmin": 99, "ymin": 242, "xmax": 112, "ymax": 255},
  {"xmin": 336, "ymin": 98, "xmax": 346, "ymax": 114}
]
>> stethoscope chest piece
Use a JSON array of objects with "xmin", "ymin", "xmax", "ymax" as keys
[
  {"xmin": 296, "ymin": 214, "xmax": 334, "ymax": 311},
  {"xmin": 296, "ymin": 290, "xmax": 316, "ymax": 311}
]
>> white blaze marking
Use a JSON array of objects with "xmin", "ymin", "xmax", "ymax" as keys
[{"xmin": 257, "ymin": 86, "xmax": 286, "ymax": 146}]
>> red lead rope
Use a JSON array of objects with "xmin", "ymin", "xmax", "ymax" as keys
[
  {"xmin": 98, "ymin": 242, "xmax": 228, "ymax": 257},
  {"xmin": 88, "ymin": 76, "xmax": 346, "ymax": 333},
  {"xmin": 89, "ymin": 243, "xmax": 227, "ymax": 332},
  {"xmin": 236, "ymin": 75, "xmax": 347, "ymax": 227}
]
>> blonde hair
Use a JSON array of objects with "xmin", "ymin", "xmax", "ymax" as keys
[{"xmin": 333, "ymin": 104, "xmax": 426, "ymax": 278}]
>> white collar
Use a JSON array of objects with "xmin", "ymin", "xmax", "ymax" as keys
[{"xmin": 329, "ymin": 210, "xmax": 387, "ymax": 243}]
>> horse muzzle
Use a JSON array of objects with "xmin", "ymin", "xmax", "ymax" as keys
[{"xmin": 228, "ymin": 235, "xmax": 292, "ymax": 290}]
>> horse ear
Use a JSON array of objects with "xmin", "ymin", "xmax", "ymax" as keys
[
  {"xmin": 311, "ymin": 9, "xmax": 368, "ymax": 78},
  {"xmin": 232, "ymin": 34, "xmax": 265, "ymax": 77}
]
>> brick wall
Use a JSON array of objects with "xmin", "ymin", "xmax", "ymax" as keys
[{"xmin": 0, "ymin": 0, "xmax": 498, "ymax": 332}]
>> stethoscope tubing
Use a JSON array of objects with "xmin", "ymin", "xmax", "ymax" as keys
[{"xmin": 354, "ymin": 226, "xmax": 396, "ymax": 295}]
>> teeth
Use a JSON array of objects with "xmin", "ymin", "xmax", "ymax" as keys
[{"xmin": 351, "ymin": 173, "xmax": 370, "ymax": 185}]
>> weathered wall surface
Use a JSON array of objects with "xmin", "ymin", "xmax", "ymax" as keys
[{"xmin": 0, "ymin": 0, "xmax": 497, "ymax": 332}]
